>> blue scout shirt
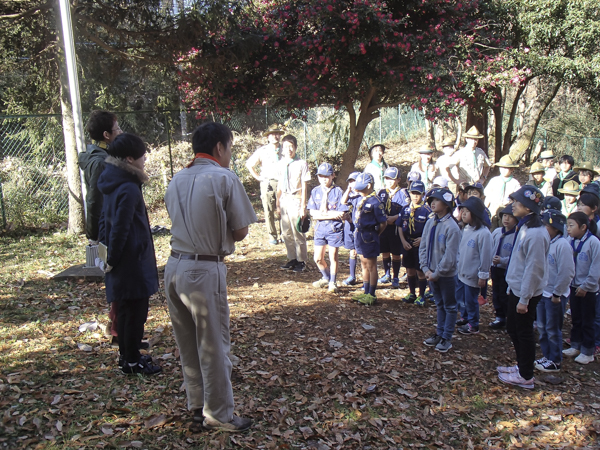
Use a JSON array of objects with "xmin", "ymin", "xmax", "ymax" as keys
[
  {"xmin": 396, "ymin": 202, "xmax": 431, "ymax": 239},
  {"xmin": 378, "ymin": 187, "xmax": 409, "ymax": 217},
  {"xmin": 307, "ymin": 185, "xmax": 348, "ymax": 233},
  {"xmin": 351, "ymin": 193, "xmax": 387, "ymax": 231}
]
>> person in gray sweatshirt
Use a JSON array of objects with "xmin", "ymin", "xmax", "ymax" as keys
[
  {"xmin": 497, "ymin": 185, "xmax": 549, "ymax": 390},
  {"xmin": 456, "ymin": 197, "xmax": 493, "ymax": 335},
  {"xmin": 420, "ymin": 188, "xmax": 461, "ymax": 353},
  {"xmin": 563, "ymin": 212, "xmax": 600, "ymax": 365},
  {"xmin": 534, "ymin": 210, "xmax": 574, "ymax": 373}
]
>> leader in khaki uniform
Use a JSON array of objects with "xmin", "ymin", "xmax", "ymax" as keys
[{"xmin": 164, "ymin": 123, "xmax": 257, "ymax": 426}]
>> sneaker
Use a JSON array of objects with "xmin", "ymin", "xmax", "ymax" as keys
[
  {"xmin": 566, "ymin": 308, "xmax": 571, "ymax": 316},
  {"xmin": 489, "ymin": 318, "xmax": 506, "ymax": 329},
  {"xmin": 595, "ymin": 346, "xmax": 600, "ymax": 356},
  {"xmin": 280, "ymin": 259, "xmax": 298, "ymax": 270},
  {"xmin": 424, "ymin": 289, "xmax": 434, "ymax": 300},
  {"xmin": 497, "ymin": 365, "xmax": 519, "ymax": 374},
  {"xmin": 118, "ymin": 354, "xmax": 153, "ymax": 368},
  {"xmin": 399, "ymin": 273, "xmax": 408, "ymax": 282},
  {"xmin": 402, "ymin": 293, "xmax": 416, "ymax": 304},
  {"xmin": 342, "ymin": 276, "xmax": 357, "ymax": 286},
  {"xmin": 458, "ymin": 324, "xmax": 479, "ymax": 335},
  {"xmin": 312, "ymin": 278, "xmax": 329, "ymax": 288},
  {"xmin": 477, "ymin": 295, "xmax": 487, "ymax": 306},
  {"xmin": 351, "ymin": 292, "xmax": 368, "ymax": 302},
  {"xmin": 203, "ymin": 415, "xmax": 252, "ymax": 432},
  {"xmin": 423, "ymin": 334, "xmax": 442, "ymax": 347},
  {"xmin": 121, "ymin": 359, "xmax": 162, "ymax": 375},
  {"xmin": 378, "ymin": 274, "xmax": 392, "ymax": 284},
  {"xmin": 574, "ymin": 353, "xmax": 594, "ymax": 365},
  {"xmin": 435, "ymin": 339, "xmax": 452, "ymax": 353},
  {"xmin": 414, "ymin": 296, "xmax": 425, "ymax": 306},
  {"xmin": 456, "ymin": 318, "xmax": 468, "ymax": 326},
  {"xmin": 536, "ymin": 360, "xmax": 561, "ymax": 372},
  {"xmin": 358, "ymin": 294, "xmax": 377, "ymax": 306},
  {"xmin": 391, "ymin": 278, "xmax": 400, "ymax": 288},
  {"xmin": 269, "ymin": 239, "xmax": 278, "ymax": 245},
  {"xmin": 498, "ymin": 372, "xmax": 534, "ymax": 389},
  {"xmin": 534, "ymin": 356, "xmax": 548, "ymax": 366},
  {"xmin": 327, "ymin": 283, "xmax": 338, "ymax": 293},
  {"xmin": 562, "ymin": 347, "xmax": 580, "ymax": 357},
  {"xmin": 292, "ymin": 261, "xmax": 306, "ymax": 272}
]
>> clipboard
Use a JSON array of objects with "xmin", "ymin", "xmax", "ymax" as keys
[{"xmin": 98, "ymin": 242, "xmax": 108, "ymax": 264}]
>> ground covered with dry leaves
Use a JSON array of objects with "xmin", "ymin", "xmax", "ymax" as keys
[{"xmin": 1, "ymin": 142, "xmax": 600, "ymax": 449}]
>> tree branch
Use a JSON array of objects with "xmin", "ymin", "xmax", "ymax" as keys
[{"xmin": 0, "ymin": 3, "xmax": 50, "ymax": 21}]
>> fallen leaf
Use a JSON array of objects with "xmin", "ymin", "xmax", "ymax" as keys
[{"xmin": 144, "ymin": 414, "xmax": 168, "ymax": 429}]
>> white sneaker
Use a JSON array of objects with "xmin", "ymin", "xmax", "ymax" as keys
[
  {"xmin": 327, "ymin": 283, "xmax": 338, "ymax": 293},
  {"xmin": 497, "ymin": 365, "xmax": 519, "ymax": 374},
  {"xmin": 574, "ymin": 353, "xmax": 594, "ymax": 365},
  {"xmin": 562, "ymin": 347, "xmax": 580, "ymax": 357},
  {"xmin": 312, "ymin": 278, "xmax": 329, "ymax": 288}
]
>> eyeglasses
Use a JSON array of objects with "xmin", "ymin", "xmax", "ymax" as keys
[{"xmin": 112, "ymin": 126, "xmax": 122, "ymax": 132}]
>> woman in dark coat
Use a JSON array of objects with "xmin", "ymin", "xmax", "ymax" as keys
[{"xmin": 98, "ymin": 133, "xmax": 161, "ymax": 375}]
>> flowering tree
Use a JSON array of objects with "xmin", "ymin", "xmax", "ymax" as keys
[{"xmin": 178, "ymin": 0, "xmax": 483, "ymax": 180}]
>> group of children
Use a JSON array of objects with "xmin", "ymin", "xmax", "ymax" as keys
[{"xmin": 298, "ymin": 143, "xmax": 599, "ymax": 389}]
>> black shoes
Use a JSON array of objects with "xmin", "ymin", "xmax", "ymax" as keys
[
  {"xmin": 489, "ymin": 318, "xmax": 506, "ymax": 329},
  {"xmin": 292, "ymin": 261, "xmax": 306, "ymax": 272},
  {"xmin": 280, "ymin": 259, "xmax": 298, "ymax": 270},
  {"xmin": 120, "ymin": 357, "xmax": 162, "ymax": 375}
]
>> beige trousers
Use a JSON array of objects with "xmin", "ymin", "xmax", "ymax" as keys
[
  {"xmin": 260, "ymin": 179, "xmax": 280, "ymax": 240},
  {"xmin": 164, "ymin": 257, "xmax": 234, "ymax": 423},
  {"xmin": 280, "ymin": 194, "xmax": 308, "ymax": 262}
]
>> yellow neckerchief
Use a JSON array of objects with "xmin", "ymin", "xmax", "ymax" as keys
[
  {"xmin": 355, "ymin": 192, "xmax": 377, "ymax": 225},
  {"xmin": 92, "ymin": 140, "xmax": 109, "ymax": 149},
  {"xmin": 385, "ymin": 186, "xmax": 401, "ymax": 213},
  {"xmin": 409, "ymin": 201, "xmax": 425, "ymax": 234}
]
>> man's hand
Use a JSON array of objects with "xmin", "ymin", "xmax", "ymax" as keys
[{"xmin": 516, "ymin": 303, "xmax": 528, "ymax": 314}]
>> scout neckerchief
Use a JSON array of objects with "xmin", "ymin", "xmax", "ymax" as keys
[
  {"xmin": 505, "ymin": 213, "xmax": 536, "ymax": 270},
  {"xmin": 571, "ymin": 230, "xmax": 591, "ymax": 266},
  {"xmin": 408, "ymin": 201, "xmax": 425, "ymax": 235},
  {"xmin": 354, "ymin": 192, "xmax": 376, "ymax": 226},
  {"xmin": 494, "ymin": 226, "xmax": 516, "ymax": 259},
  {"xmin": 282, "ymin": 155, "xmax": 299, "ymax": 193},
  {"xmin": 534, "ymin": 179, "xmax": 546, "ymax": 190},
  {"xmin": 385, "ymin": 186, "xmax": 401, "ymax": 213},
  {"xmin": 499, "ymin": 175, "xmax": 513, "ymax": 203},
  {"xmin": 426, "ymin": 212, "xmax": 451, "ymax": 270},
  {"xmin": 92, "ymin": 140, "xmax": 109, "ymax": 149},
  {"xmin": 558, "ymin": 170, "xmax": 572, "ymax": 190},
  {"xmin": 562, "ymin": 198, "xmax": 577, "ymax": 215},
  {"xmin": 187, "ymin": 152, "xmax": 221, "ymax": 168},
  {"xmin": 319, "ymin": 185, "xmax": 333, "ymax": 213}
]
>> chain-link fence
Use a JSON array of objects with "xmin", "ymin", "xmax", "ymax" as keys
[{"xmin": 533, "ymin": 126, "xmax": 600, "ymax": 166}]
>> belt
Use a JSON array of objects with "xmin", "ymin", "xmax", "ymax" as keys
[{"xmin": 171, "ymin": 251, "xmax": 223, "ymax": 262}]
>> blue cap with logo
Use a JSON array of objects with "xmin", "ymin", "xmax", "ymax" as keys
[
  {"xmin": 317, "ymin": 162, "xmax": 334, "ymax": 176},
  {"xmin": 542, "ymin": 195, "xmax": 561, "ymax": 212},
  {"xmin": 407, "ymin": 171, "xmax": 421, "ymax": 182},
  {"xmin": 347, "ymin": 171, "xmax": 361, "ymax": 181},
  {"xmin": 409, "ymin": 180, "xmax": 426, "ymax": 194},
  {"xmin": 384, "ymin": 167, "xmax": 401, "ymax": 180},
  {"xmin": 541, "ymin": 209, "xmax": 567, "ymax": 233},
  {"xmin": 354, "ymin": 172, "xmax": 374, "ymax": 191}
]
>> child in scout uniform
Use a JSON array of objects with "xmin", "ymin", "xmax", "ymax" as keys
[
  {"xmin": 397, "ymin": 180, "xmax": 431, "ymax": 305},
  {"xmin": 552, "ymin": 155, "xmax": 579, "ymax": 199},
  {"xmin": 456, "ymin": 197, "xmax": 493, "ymax": 335},
  {"xmin": 539, "ymin": 149, "xmax": 557, "ymax": 182},
  {"xmin": 529, "ymin": 162, "xmax": 553, "ymax": 197},
  {"xmin": 577, "ymin": 184, "xmax": 600, "ymax": 238},
  {"xmin": 420, "ymin": 188, "xmax": 461, "ymax": 353},
  {"xmin": 411, "ymin": 145, "xmax": 437, "ymax": 189},
  {"xmin": 308, "ymin": 163, "xmax": 348, "ymax": 293},
  {"xmin": 377, "ymin": 167, "xmax": 409, "ymax": 288},
  {"xmin": 534, "ymin": 210, "xmax": 574, "ymax": 373},
  {"xmin": 563, "ymin": 211, "xmax": 600, "ymax": 365},
  {"xmin": 341, "ymin": 172, "xmax": 362, "ymax": 286},
  {"xmin": 574, "ymin": 162, "xmax": 598, "ymax": 189},
  {"xmin": 558, "ymin": 180, "xmax": 580, "ymax": 217},
  {"xmin": 349, "ymin": 173, "xmax": 388, "ymax": 305},
  {"xmin": 497, "ymin": 185, "xmax": 549, "ymax": 390},
  {"xmin": 489, "ymin": 204, "xmax": 518, "ymax": 329},
  {"xmin": 484, "ymin": 155, "xmax": 521, "ymax": 230},
  {"xmin": 363, "ymin": 144, "xmax": 388, "ymax": 191}
]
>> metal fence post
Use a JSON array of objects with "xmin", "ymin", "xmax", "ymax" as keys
[
  {"xmin": 0, "ymin": 180, "xmax": 6, "ymax": 228},
  {"xmin": 379, "ymin": 113, "xmax": 382, "ymax": 142},
  {"xmin": 583, "ymin": 137, "xmax": 587, "ymax": 160},
  {"xmin": 165, "ymin": 112, "xmax": 174, "ymax": 177}
]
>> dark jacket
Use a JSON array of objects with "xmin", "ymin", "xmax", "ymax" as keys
[
  {"xmin": 98, "ymin": 157, "xmax": 158, "ymax": 303},
  {"xmin": 79, "ymin": 143, "xmax": 109, "ymax": 240},
  {"xmin": 552, "ymin": 170, "xmax": 579, "ymax": 200}
]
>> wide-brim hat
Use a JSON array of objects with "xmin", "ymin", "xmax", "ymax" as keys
[
  {"xmin": 499, "ymin": 203, "xmax": 514, "ymax": 217},
  {"xmin": 509, "ymin": 185, "xmax": 544, "ymax": 214},
  {"xmin": 463, "ymin": 126, "xmax": 483, "ymax": 139},
  {"xmin": 347, "ymin": 171, "xmax": 361, "ymax": 182},
  {"xmin": 541, "ymin": 210, "xmax": 567, "ymax": 233},
  {"xmin": 418, "ymin": 145, "xmax": 434, "ymax": 154},
  {"xmin": 495, "ymin": 155, "xmax": 519, "ymax": 168},
  {"xmin": 384, "ymin": 167, "xmax": 401, "ymax": 180},
  {"xmin": 427, "ymin": 187, "xmax": 455, "ymax": 209},
  {"xmin": 459, "ymin": 196, "xmax": 487, "ymax": 222},
  {"xmin": 354, "ymin": 172, "xmax": 374, "ymax": 191},
  {"xmin": 574, "ymin": 161, "xmax": 599, "ymax": 177},
  {"xmin": 295, "ymin": 215, "xmax": 311, "ymax": 234},
  {"xmin": 441, "ymin": 136, "xmax": 456, "ymax": 147},
  {"xmin": 542, "ymin": 195, "xmax": 562, "ymax": 212},
  {"xmin": 581, "ymin": 182, "xmax": 600, "ymax": 199},
  {"xmin": 263, "ymin": 124, "xmax": 285, "ymax": 137},
  {"xmin": 529, "ymin": 162, "xmax": 545, "ymax": 174},
  {"xmin": 539, "ymin": 150, "xmax": 555, "ymax": 160},
  {"xmin": 557, "ymin": 180, "xmax": 580, "ymax": 196}
]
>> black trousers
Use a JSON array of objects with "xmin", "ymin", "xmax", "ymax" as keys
[
  {"xmin": 116, "ymin": 297, "xmax": 149, "ymax": 364},
  {"xmin": 491, "ymin": 267, "xmax": 509, "ymax": 319},
  {"xmin": 506, "ymin": 292, "xmax": 541, "ymax": 380}
]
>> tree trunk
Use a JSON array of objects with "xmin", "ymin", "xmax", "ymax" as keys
[
  {"xmin": 502, "ymin": 79, "xmax": 531, "ymax": 155},
  {"xmin": 55, "ymin": 14, "xmax": 85, "ymax": 235},
  {"xmin": 491, "ymin": 100, "xmax": 503, "ymax": 161},
  {"xmin": 508, "ymin": 77, "xmax": 561, "ymax": 164}
]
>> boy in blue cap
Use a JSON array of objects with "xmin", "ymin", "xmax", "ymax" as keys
[
  {"xmin": 377, "ymin": 167, "xmax": 409, "ymax": 288},
  {"xmin": 397, "ymin": 180, "xmax": 431, "ymax": 305},
  {"xmin": 349, "ymin": 173, "xmax": 387, "ymax": 305},
  {"xmin": 308, "ymin": 163, "xmax": 348, "ymax": 293},
  {"xmin": 341, "ymin": 171, "xmax": 362, "ymax": 285}
]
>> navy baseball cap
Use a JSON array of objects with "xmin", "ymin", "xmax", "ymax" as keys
[
  {"xmin": 317, "ymin": 162, "xmax": 334, "ymax": 176},
  {"xmin": 354, "ymin": 173, "xmax": 374, "ymax": 191},
  {"xmin": 347, "ymin": 171, "xmax": 361, "ymax": 182},
  {"xmin": 409, "ymin": 180, "xmax": 425, "ymax": 194},
  {"xmin": 541, "ymin": 210, "xmax": 566, "ymax": 233},
  {"xmin": 466, "ymin": 182, "xmax": 485, "ymax": 195},
  {"xmin": 542, "ymin": 195, "xmax": 561, "ymax": 211},
  {"xmin": 384, "ymin": 167, "xmax": 401, "ymax": 180},
  {"xmin": 407, "ymin": 171, "xmax": 421, "ymax": 182}
]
